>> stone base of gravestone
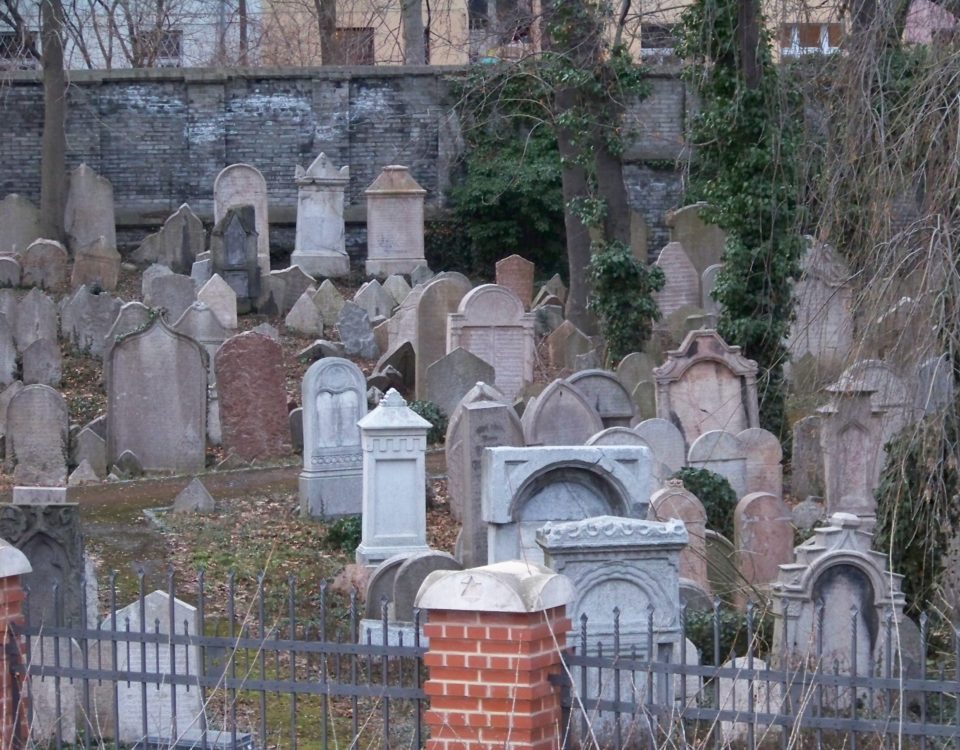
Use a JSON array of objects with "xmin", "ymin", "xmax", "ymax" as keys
[
  {"xmin": 300, "ymin": 472, "xmax": 362, "ymax": 519},
  {"xmin": 290, "ymin": 250, "xmax": 349, "ymax": 278}
]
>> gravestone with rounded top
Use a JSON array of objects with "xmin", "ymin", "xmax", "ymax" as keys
[
  {"xmin": 687, "ymin": 430, "xmax": 748, "ymax": 499},
  {"xmin": 291, "ymin": 152, "xmax": 351, "ymax": 277},
  {"xmin": 365, "ymin": 166, "xmax": 427, "ymax": 276},
  {"xmin": 565, "ymin": 369, "xmax": 635, "ymax": 427},
  {"xmin": 737, "ymin": 427, "xmax": 783, "ymax": 499},
  {"xmin": 214, "ymin": 163, "xmax": 270, "ymax": 275},
  {"xmin": 7, "ymin": 384, "xmax": 68, "ymax": 485},
  {"xmin": 654, "ymin": 242, "xmax": 700, "ymax": 318},
  {"xmin": 651, "ymin": 480, "xmax": 710, "ymax": 594},
  {"xmin": 665, "ymin": 203, "xmax": 727, "ymax": 275},
  {"xmin": 734, "ymin": 491, "xmax": 793, "ymax": 599},
  {"xmin": 520, "ymin": 379, "xmax": 603, "ymax": 446},
  {"xmin": 544, "ymin": 320, "xmax": 592, "ymax": 371},
  {"xmin": 22, "ymin": 239, "xmax": 68, "ymax": 290},
  {"xmin": 414, "ymin": 276, "xmax": 472, "ymax": 400}
]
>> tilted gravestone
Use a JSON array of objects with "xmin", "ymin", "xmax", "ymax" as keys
[
  {"xmin": 15, "ymin": 287, "xmax": 58, "ymax": 353},
  {"xmin": 60, "ymin": 285, "xmax": 122, "ymax": 357},
  {"xmin": 71, "ymin": 235, "xmax": 121, "ymax": 292},
  {"xmin": 64, "ymin": 164, "xmax": 116, "ymax": 255},
  {"xmin": 132, "ymin": 203, "xmax": 205, "ymax": 274},
  {"xmin": 423, "ymin": 347, "xmax": 495, "ymax": 419},
  {"xmin": 654, "ymin": 241, "xmax": 700, "ymax": 318},
  {"xmin": 197, "ymin": 273, "xmax": 238, "ymax": 330},
  {"xmin": 651, "ymin": 480, "xmax": 710, "ymax": 595},
  {"xmin": 414, "ymin": 276, "xmax": 472, "ymax": 400},
  {"xmin": 22, "ymin": 338, "xmax": 61, "ymax": 387},
  {"xmin": 565, "ymin": 369, "xmax": 635, "ymax": 428}
]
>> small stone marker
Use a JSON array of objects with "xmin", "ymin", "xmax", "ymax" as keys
[
  {"xmin": 734, "ymin": 491, "xmax": 793, "ymax": 598},
  {"xmin": 687, "ymin": 430, "xmax": 748, "ymax": 499},
  {"xmin": 172, "ymin": 478, "xmax": 216, "ymax": 514},
  {"xmin": 285, "ymin": 291, "xmax": 325, "ymax": 336},
  {"xmin": 383, "ymin": 275, "xmax": 412, "ymax": 306},
  {"xmin": 132, "ymin": 203, "xmax": 205, "ymax": 273},
  {"xmin": 74, "ymin": 427, "xmax": 107, "ymax": 478},
  {"xmin": 313, "ymin": 280, "xmax": 345, "ymax": 324},
  {"xmin": 68, "ymin": 460, "xmax": 100, "ymax": 486},
  {"xmin": 392, "ymin": 551, "xmax": 462, "ymax": 622},
  {"xmin": 197, "ymin": 273, "xmax": 238, "ymax": 329},
  {"xmin": 414, "ymin": 276, "xmax": 472, "ymax": 400},
  {"xmin": 354, "ymin": 279, "xmax": 396, "ymax": 320},
  {"xmin": 271, "ymin": 266, "xmax": 316, "ymax": 314},
  {"xmin": 423, "ymin": 347, "xmax": 495, "ymax": 419}
]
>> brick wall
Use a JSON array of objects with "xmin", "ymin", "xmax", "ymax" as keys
[{"xmin": 0, "ymin": 547, "xmax": 31, "ymax": 750}]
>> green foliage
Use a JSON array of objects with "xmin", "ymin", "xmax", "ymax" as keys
[
  {"xmin": 685, "ymin": 606, "xmax": 774, "ymax": 665},
  {"xmin": 325, "ymin": 515, "xmax": 363, "ymax": 554},
  {"xmin": 671, "ymin": 467, "xmax": 738, "ymax": 540},
  {"xmin": 874, "ymin": 411, "xmax": 960, "ymax": 617},
  {"xmin": 586, "ymin": 241, "xmax": 664, "ymax": 362},
  {"xmin": 408, "ymin": 400, "xmax": 448, "ymax": 445},
  {"xmin": 677, "ymin": 0, "xmax": 804, "ymax": 440}
]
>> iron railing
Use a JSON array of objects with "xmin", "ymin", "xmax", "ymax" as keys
[{"xmin": 13, "ymin": 571, "xmax": 426, "ymax": 750}]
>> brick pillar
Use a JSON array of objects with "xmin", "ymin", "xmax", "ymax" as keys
[
  {"xmin": 0, "ymin": 540, "xmax": 31, "ymax": 750},
  {"xmin": 415, "ymin": 561, "xmax": 574, "ymax": 750}
]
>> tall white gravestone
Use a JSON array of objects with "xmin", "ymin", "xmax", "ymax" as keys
[
  {"xmin": 364, "ymin": 166, "xmax": 427, "ymax": 276},
  {"xmin": 300, "ymin": 357, "xmax": 367, "ymax": 519},
  {"xmin": 291, "ymin": 153, "xmax": 351, "ymax": 278},
  {"xmin": 356, "ymin": 389, "xmax": 431, "ymax": 567}
]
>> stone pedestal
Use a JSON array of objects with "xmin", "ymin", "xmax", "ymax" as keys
[
  {"xmin": 356, "ymin": 389, "xmax": 432, "ymax": 566},
  {"xmin": 291, "ymin": 153, "xmax": 351, "ymax": 278},
  {"xmin": 364, "ymin": 166, "xmax": 426, "ymax": 277}
]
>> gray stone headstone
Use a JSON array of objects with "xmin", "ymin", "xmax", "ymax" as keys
[
  {"xmin": 70, "ymin": 235, "xmax": 121, "ymax": 292},
  {"xmin": 410, "ymin": 264, "xmax": 434, "ymax": 287},
  {"xmin": 197, "ymin": 273, "xmax": 238, "ymax": 330},
  {"xmin": 534, "ymin": 304, "xmax": 564, "ymax": 338},
  {"xmin": 172, "ymin": 477, "xmax": 215, "ymax": 514},
  {"xmin": 392, "ymin": 551, "xmax": 462, "ymax": 622},
  {"xmin": 251, "ymin": 322, "xmax": 280, "ymax": 341},
  {"xmin": 289, "ymin": 407, "xmax": 303, "ymax": 452},
  {"xmin": 0, "ymin": 380, "xmax": 24, "ymax": 441},
  {"xmin": 22, "ymin": 239, "xmax": 69, "ymax": 290},
  {"xmin": 545, "ymin": 320, "xmax": 592, "ymax": 371},
  {"xmin": 60, "ymin": 285, "xmax": 122, "ymax": 357},
  {"xmin": 565, "ymin": 369, "xmax": 635, "ymax": 427},
  {"xmin": 22, "ymin": 338, "xmax": 61, "ymax": 387},
  {"xmin": 15, "ymin": 287, "xmax": 58, "ymax": 353},
  {"xmin": 191, "ymin": 257, "xmax": 213, "ymax": 288},
  {"xmin": 423, "ymin": 348, "xmax": 495, "ymax": 418},
  {"xmin": 792, "ymin": 496, "xmax": 824, "ymax": 531},
  {"xmin": 210, "ymin": 206, "xmax": 260, "ymax": 313},
  {"xmin": 688, "ymin": 430, "xmax": 748, "ymax": 499},
  {"xmin": 336, "ymin": 302, "xmax": 379, "ymax": 359},
  {"xmin": 272, "ymin": 266, "xmax": 316, "ymax": 314},
  {"xmin": 0, "ymin": 314, "xmax": 15, "ymax": 386},
  {"xmin": 144, "ymin": 273, "xmax": 197, "ymax": 323},
  {"xmin": 68, "ymin": 460, "xmax": 100, "ymax": 486},
  {"xmin": 413, "ymin": 277, "xmax": 473, "ymax": 400},
  {"xmin": 214, "ymin": 163, "xmax": 270, "ymax": 276},
  {"xmin": 383, "ymin": 274, "xmax": 412, "ymax": 306},
  {"xmin": 132, "ymin": 203, "xmax": 205, "ymax": 274},
  {"xmin": 0, "ymin": 194, "xmax": 42, "ymax": 253},
  {"xmin": 6, "ymin": 384, "xmax": 68, "ymax": 485},
  {"xmin": 141, "ymin": 263, "xmax": 173, "ymax": 297},
  {"xmin": 64, "ymin": 164, "xmax": 116, "ymax": 254},
  {"xmin": 313, "ymin": 279, "xmax": 345, "ymax": 324},
  {"xmin": 74, "ymin": 427, "xmax": 107, "ymax": 478},
  {"xmin": 113, "ymin": 449, "xmax": 143, "ymax": 478},
  {"xmin": 354, "ymin": 279, "xmax": 396, "ymax": 321},
  {"xmin": 364, "ymin": 553, "xmax": 410, "ymax": 620},
  {"xmin": 0, "ymin": 256, "xmax": 21, "ymax": 288},
  {"xmin": 791, "ymin": 414, "xmax": 823, "ymax": 500},
  {"xmin": 520, "ymin": 379, "xmax": 604, "ymax": 447},
  {"xmin": 285, "ymin": 291, "xmax": 324, "ymax": 336}
]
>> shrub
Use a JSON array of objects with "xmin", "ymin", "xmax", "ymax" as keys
[
  {"xmin": 408, "ymin": 400, "xmax": 448, "ymax": 445},
  {"xmin": 671, "ymin": 467, "xmax": 738, "ymax": 540},
  {"xmin": 325, "ymin": 515, "xmax": 362, "ymax": 553},
  {"xmin": 685, "ymin": 605, "xmax": 773, "ymax": 665}
]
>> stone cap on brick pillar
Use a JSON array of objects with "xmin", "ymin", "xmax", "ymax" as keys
[
  {"xmin": 0, "ymin": 538, "xmax": 30, "ymax": 577},
  {"xmin": 415, "ymin": 560, "xmax": 574, "ymax": 613}
]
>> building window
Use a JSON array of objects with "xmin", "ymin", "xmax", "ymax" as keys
[
  {"xmin": 780, "ymin": 23, "xmax": 842, "ymax": 56},
  {"xmin": 0, "ymin": 30, "xmax": 38, "ymax": 69},
  {"xmin": 132, "ymin": 28, "xmax": 183, "ymax": 67},
  {"xmin": 335, "ymin": 27, "xmax": 375, "ymax": 64},
  {"xmin": 640, "ymin": 23, "xmax": 678, "ymax": 58}
]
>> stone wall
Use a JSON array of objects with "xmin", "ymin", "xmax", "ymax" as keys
[{"xmin": 0, "ymin": 65, "xmax": 691, "ymax": 260}]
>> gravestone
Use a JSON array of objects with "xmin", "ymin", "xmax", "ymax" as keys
[
  {"xmin": 483, "ymin": 446, "xmax": 655, "ymax": 565},
  {"xmin": 544, "ymin": 274, "xmax": 567, "ymax": 303},
  {"xmin": 22, "ymin": 338, "xmax": 61, "ymax": 387},
  {"xmin": 0, "ymin": 381, "xmax": 23, "ymax": 443},
  {"xmin": 665, "ymin": 203, "xmax": 727, "ymax": 275},
  {"xmin": 132, "ymin": 203, "xmax": 205, "ymax": 273},
  {"xmin": 687, "ymin": 430, "xmax": 748, "ymax": 499},
  {"xmin": 21, "ymin": 239, "xmax": 69, "ymax": 290},
  {"xmin": 392, "ymin": 551, "xmax": 463, "ymax": 622},
  {"xmin": 448, "ymin": 398, "xmax": 524, "ymax": 567},
  {"xmin": 141, "ymin": 262, "xmax": 172, "ymax": 296},
  {"xmin": 291, "ymin": 153, "xmax": 351, "ymax": 277},
  {"xmin": 64, "ymin": 164, "xmax": 116, "ymax": 254},
  {"xmin": 423, "ymin": 348, "xmax": 495, "ymax": 418},
  {"xmin": 214, "ymin": 163, "xmax": 270, "ymax": 275},
  {"xmin": 705, "ymin": 530, "xmax": 740, "ymax": 604},
  {"xmin": 74, "ymin": 427, "xmax": 107, "ymax": 478},
  {"xmin": 737, "ymin": 427, "xmax": 783, "ymax": 499},
  {"xmin": 101, "ymin": 301, "xmax": 153, "ymax": 383},
  {"xmin": 616, "ymin": 351, "xmax": 657, "ymax": 396},
  {"xmin": 415, "ymin": 276, "xmax": 472, "ymax": 400},
  {"xmin": 107, "ymin": 319, "xmax": 206, "ymax": 472},
  {"xmin": 6, "ymin": 384, "xmax": 69, "ymax": 485},
  {"xmin": 15, "ymin": 288, "xmax": 58, "ymax": 353},
  {"xmin": 701, "ymin": 263, "xmax": 723, "ymax": 314},
  {"xmin": 313, "ymin": 280, "xmax": 345, "ymax": 325},
  {"xmin": 336, "ymin": 302, "xmax": 379, "ymax": 359},
  {"xmin": 544, "ymin": 320, "xmax": 592, "ymax": 371},
  {"xmin": 520, "ymin": 379, "xmax": 603, "ymax": 447},
  {"xmin": 447, "ymin": 284, "xmax": 536, "ymax": 401},
  {"xmin": 365, "ymin": 166, "xmax": 427, "ymax": 276},
  {"xmin": 383, "ymin": 274, "xmax": 412, "ymax": 306},
  {"xmin": 791, "ymin": 414, "xmax": 824, "ymax": 499},
  {"xmin": 0, "ymin": 194, "xmax": 42, "ymax": 253},
  {"xmin": 0, "ymin": 314, "xmax": 14, "ymax": 386},
  {"xmin": 364, "ymin": 553, "xmax": 411, "ymax": 620},
  {"xmin": 0, "ymin": 256, "xmax": 21, "ymax": 287},
  {"xmin": 354, "ymin": 279, "xmax": 396, "ymax": 320},
  {"xmin": 534, "ymin": 304, "xmax": 564, "ymax": 338},
  {"xmin": 108, "ymin": 591, "xmax": 202, "ymax": 744},
  {"xmin": 654, "ymin": 329, "xmax": 760, "ymax": 447},
  {"xmin": 190, "ymin": 256, "xmax": 212, "ymax": 287},
  {"xmin": 915, "ymin": 354, "xmax": 953, "ymax": 414},
  {"xmin": 834, "ymin": 359, "xmax": 912, "ymax": 448},
  {"xmin": 786, "ymin": 239, "xmax": 854, "ymax": 379},
  {"xmin": 585, "ymin": 427, "xmax": 649, "ymax": 447},
  {"xmin": 651, "ymin": 480, "xmax": 710, "ymax": 594},
  {"xmin": 172, "ymin": 302, "xmax": 229, "ymax": 369},
  {"xmin": 494, "ymin": 255, "xmax": 535, "ymax": 309},
  {"xmin": 734, "ymin": 491, "xmax": 793, "ymax": 599},
  {"xmin": 71, "ymin": 235, "xmax": 121, "ymax": 292},
  {"xmin": 289, "ymin": 407, "xmax": 303, "ymax": 451},
  {"xmin": 410, "ymin": 264, "xmax": 434, "ymax": 286},
  {"xmin": 215, "ymin": 332, "xmax": 291, "ymax": 462},
  {"xmin": 172, "ymin": 478, "xmax": 215, "ymax": 514},
  {"xmin": 654, "ymin": 242, "xmax": 700, "ymax": 318},
  {"xmin": 210, "ymin": 206, "xmax": 260, "ymax": 313},
  {"xmin": 300, "ymin": 357, "xmax": 367, "ymax": 519},
  {"xmin": 356, "ymin": 390, "xmax": 432, "ymax": 567},
  {"xmin": 144, "ymin": 273, "xmax": 197, "ymax": 323},
  {"xmin": 285, "ymin": 291, "xmax": 324, "ymax": 336},
  {"xmin": 565, "ymin": 369, "xmax": 635, "ymax": 427},
  {"xmin": 197, "ymin": 273, "xmax": 238, "ymax": 330},
  {"xmin": 270, "ymin": 266, "xmax": 316, "ymax": 314},
  {"xmin": 375, "ymin": 341, "xmax": 415, "ymax": 395},
  {"xmin": 60, "ymin": 285, "xmax": 122, "ymax": 357}
]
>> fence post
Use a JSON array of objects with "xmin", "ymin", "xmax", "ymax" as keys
[
  {"xmin": 0, "ymin": 539, "xmax": 31, "ymax": 750},
  {"xmin": 415, "ymin": 561, "xmax": 574, "ymax": 750}
]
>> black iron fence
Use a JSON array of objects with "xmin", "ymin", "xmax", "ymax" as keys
[{"xmin": 13, "ymin": 571, "xmax": 426, "ymax": 750}]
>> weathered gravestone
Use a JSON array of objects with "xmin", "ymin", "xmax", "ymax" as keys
[
  {"xmin": 74, "ymin": 427, "xmax": 107, "ymax": 478},
  {"xmin": 364, "ymin": 166, "xmax": 427, "ymax": 276},
  {"xmin": 299, "ymin": 357, "xmax": 367, "ymax": 519},
  {"xmin": 791, "ymin": 414, "xmax": 824, "ymax": 500},
  {"xmin": 414, "ymin": 276, "xmax": 472, "ymax": 400},
  {"xmin": 544, "ymin": 320, "xmax": 592, "ymax": 371},
  {"xmin": 392, "ymin": 551, "xmax": 463, "ymax": 622},
  {"xmin": 64, "ymin": 164, "xmax": 116, "ymax": 255},
  {"xmin": 520, "ymin": 379, "xmax": 603, "ymax": 446},
  {"xmin": 494, "ymin": 254, "xmax": 535, "ymax": 309},
  {"xmin": 447, "ymin": 284, "xmax": 536, "ymax": 401},
  {"xmin": 210, "ymin": 206, "xmax": 260, "ymax": 313},
  {"xmin": 354, "ymin": 279, "xmax": 396, "ymax": 321},
  {"xmin": 6, "ymin": 384, "xmax": 69, "ymax": 485},
  {"xmin": 172, "ymin": 477, "xmax": 216, "ymax": 514},
  {"xmin": 738, "ymin": 427, "xmax": 783, "ymax": 499},
  {"xmin": 665, "ymin": 203, "xmax": 727, "ymax": 275},
  {"xmin": 197, "ymin": 273, "xmax": 238, "ymax": 330},
  {"xmin": 215, "ymin": 331, "xmax": 291, "ymax": 462},
  {"xmin": 313, "ymin": 279, "xmax": 345, "ymax": 325},
  {"xmin": 214, "ymin": 163, "xmax": 270, "ymax": 275},
  {"xmin": 701, "ymin": 263, "xmax": 723, "ymax": 315},
  {"xmin": 22, "ymin": 338, "xmax": 61, "ymax": 387},
  {"xmin": 291, "ymin": 152, "xmax": 351, "ymax": 277},
  {"xmin": 482, "ymin": 445, "xmax": 655, "ymax": 564},
  {"xmin": 15, "ymin": 288, "xmax": 58, "ymax": 353},
  {"xmin": 0, "ymin": 380, "xmax": 23, "ymax": 444},
  {"xmin": 734, "ymin": 491, "xmax": 793, "ymax": 602},
  {"xmin": 654, "ymin": 329, "xmax": 760, "ymax": 447},
  {"xmin": 687, "ymin": 430, "xmax": 748, "ymax": 500},
  {"xmin": 0, "ymin": 256, "xmax": 21, "ymax": 287},
  {"xmin": 269, "ymin": 266, "xmax": 316, "ymax": 315},
  {"xmin": 383, "ymin": 274, "xmax": 411, "ymax": 307},
  {"xmin": 101, "ymin": 301, "xmax": 153, "ymax": 386},
  {"xmin": 172, "ymin": 302, "xmax": 229, "ymax": 443},
  {"xmin": 0, "ymin": 194, "xmax": 42, "ymax": 253},
  {"xmin": 0, "ymin": 314, "xmax": 15, "ymax": 386},
  {"xmin": 144, "ymin": 272, "xmax": 197, "ymax": 323},
  {"xmin": 132, "ymin": 203, "xmax": 205, "ymax": 273},
  {"xmin": 22, "ymin": 239, "xmax": 69, "ymax": 290},
  {"xmin": 654, "ymin": 242, "xmax": 700, "ymax": 318},
  {"xmin": 565, "ymin": 369, "xmax": 635, "ymax": 427},
  {"xmin": 285, "ymin": 291, "xmax": 324, "ymax": 336},
  {"xmin": 71, "ymin": 235, "xmax": 121, "ymax": 292},
  {"xmin": 60, "ymin": 285, "xmax": 122, "ymax": 357},
  {"xmin": 107, "ymin": 591, "xmax": 202, "ymax": 744},
  {"xmin": 651, "ymin": 480, "xmax": 710, "ymax": 595},
  {"xmin": 423, "ymin": 347, "xmax": 495, "ymax": 418},
  {"xmin": 107, "ymin": 319, "xmax": 206, "ymax": 472},
  {"xmin": 336, "ymin": 302, "xmax": 379, "ymax": 359}
]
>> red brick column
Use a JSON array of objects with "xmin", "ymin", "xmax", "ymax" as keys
[
  {"xmin": 415, "ymin": 561, "xmax": 574, "ymax": 750},
  {"xmin": 0, "ymin": 541, "xmax": 31, "ymax": 750}
]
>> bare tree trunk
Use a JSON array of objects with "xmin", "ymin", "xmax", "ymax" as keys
[
  {"xmin": 738, "ymin": 0, "xmax": 761, "ymax": 88},
  {"xmin": 238, "ymin": 0, "xmax": 248, "ymax": 65},
  {"xmin": 402, "ymin": 0, "xmax": 425, "ymax": 64},
  {"xmin": 314, "ymin": 0, "xmax": 339, "ymax": 64},
  {"xmin": 40, "ymin": 0, "xmax": 67, "ymax": 243}
]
